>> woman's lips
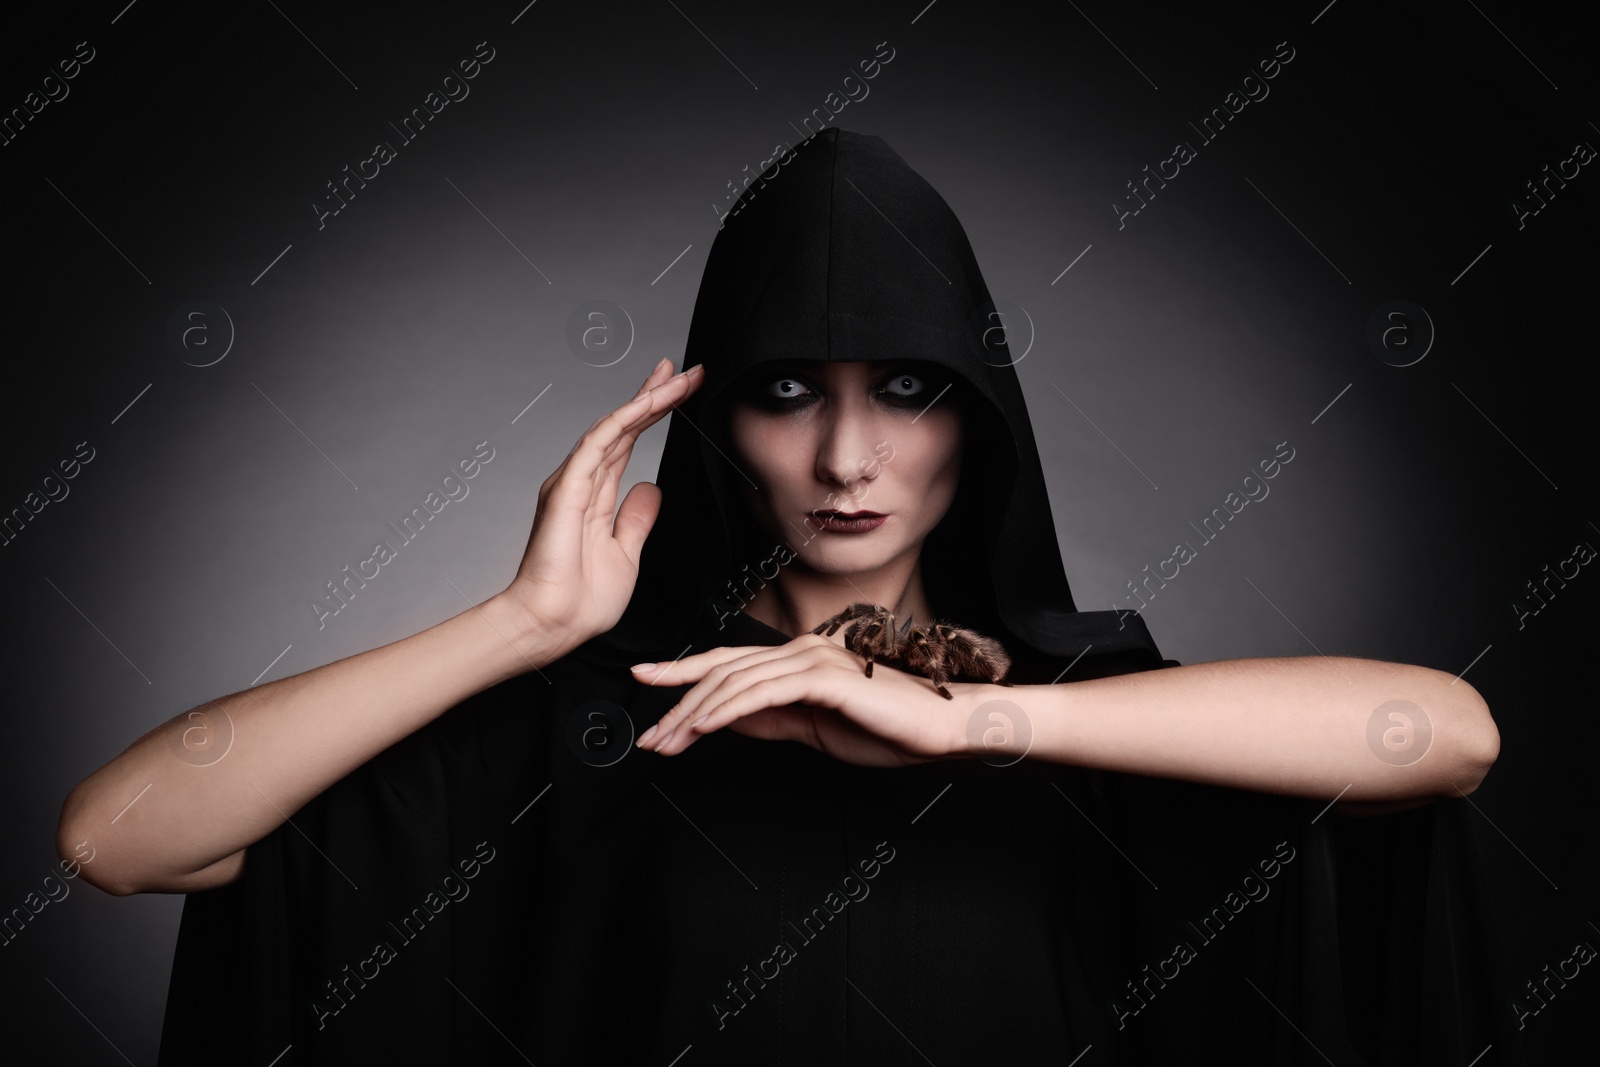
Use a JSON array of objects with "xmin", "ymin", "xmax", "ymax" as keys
[{"xmin": 806, "ymin": 509, "xmax": 888, "ymax": 533}]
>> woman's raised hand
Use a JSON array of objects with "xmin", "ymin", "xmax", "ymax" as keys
[
  {"xmin": 56, "ymin": 361, "xmax": 704, "ymax": 896},
  {"xmin": 500, "ymin": 358, "xmax": 705, "ymax": 656}
]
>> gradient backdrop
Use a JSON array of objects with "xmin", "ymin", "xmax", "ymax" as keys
[{"xmin": 1, "ymin": 0, "xmax": 1594, "ymax": 1060}]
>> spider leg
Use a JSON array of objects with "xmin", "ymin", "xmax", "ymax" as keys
[
  {"xmin": 812, "ymin": 618, "xmax": 846, "ymax": 637},
  {"xmin": 893, "ymin": 627, "xmax": 951, "ymax": 698},
  {"xmin": 923, "ymin": 637, "xmax": 956, "ymax": 699},
  {"xmin": 812, "ymin": 601, "xmax": 880, "ymax": 638},
  {"xmin": 835, "ymin": 606, "xmax": 900, "ymax": 679}
]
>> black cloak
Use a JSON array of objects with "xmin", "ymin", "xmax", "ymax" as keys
[{"xmin": 158, "ymin": 128, "xmax": 1519, "ymax": 1065}]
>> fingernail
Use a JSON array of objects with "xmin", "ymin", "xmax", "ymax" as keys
[
  {"xmin": 691, "ymin": 714, "xmax": 708, "ymax": 729},
  {"xmin": 637, "ymin": 723, "xmax": 659, "ymax": 746},
  {"xmin": 654, "ymin": 357, "xmax": 670, "ymax": 373},
  {"xmin": 630, "ymin": 662, "xmax": 657, "ymax": 673}
]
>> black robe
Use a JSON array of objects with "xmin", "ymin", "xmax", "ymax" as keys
[
  {"xmin": 158, "ymin": 602, "xmax": 1516, "ymax": 1064},
  {"xmin": 159, "ymin": 128, "xmax": 1519, "ymax": 1064}
]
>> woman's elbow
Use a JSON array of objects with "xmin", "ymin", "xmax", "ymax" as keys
[
  {"xmin": 1444, "ymin": 681, "xmax": 1500, "ymax": 797},
  {"xmin": 55, "ymin": 789, "xmax": 126, "ymax": 897}
]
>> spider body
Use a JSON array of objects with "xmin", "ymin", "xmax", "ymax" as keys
[{"xmin": 811, "ymin": 602, "xmax": 1014, "ymax": 699}]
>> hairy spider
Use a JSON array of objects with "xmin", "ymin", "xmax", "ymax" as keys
[{"xmin": 811, "ymin": 602, "xmax": 1014, "ymax": 700}]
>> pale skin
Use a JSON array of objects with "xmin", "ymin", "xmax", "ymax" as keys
[
  {"xmin": 633, "ymin": 360, "xmax": 1500, "ymax": 816},
  {"xmin": 58, "ymin": 357, "xmax": 1497, "ymax": 897},
  {"xmin": 58, "ymin": 358, "xmax": 706, "ymax": 895}
]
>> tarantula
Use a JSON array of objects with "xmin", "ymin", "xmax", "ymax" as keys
[{"xmin": 811, "ymin": 602, "xmax": 1014, "ymax": 700}]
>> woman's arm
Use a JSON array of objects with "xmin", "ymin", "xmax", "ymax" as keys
[
  {"xmin": 953, "ymin": 655, "xmax": 1499, "ymax": 810},
  {"xmin": 57, "ymin": 359, "xmax": 704, "ymax": 896},
  {"xmin": 56, "ymin": 595, "xmax": 564, "ymax": 896},
  {"xmin": 635, "ymin": 643, "xmax": 1498, "ymax": 813}
]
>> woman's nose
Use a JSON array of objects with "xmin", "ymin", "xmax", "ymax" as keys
[{"xmin": 814, "ymin": 411, "xmax": 882, "ymax": 495}]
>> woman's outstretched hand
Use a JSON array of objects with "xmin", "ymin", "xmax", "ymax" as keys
[
  {"xmin": 629, "ymin": 634, "xmax": 972, "ymax": 767},
  {"xmin": 501, "ymin": 358, "xmax": 704, "ymax": 655}
]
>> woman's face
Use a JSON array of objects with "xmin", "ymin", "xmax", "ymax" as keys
[{"xmin": 725, "ymin": 359, "xmax": 964, "ymax": 577}]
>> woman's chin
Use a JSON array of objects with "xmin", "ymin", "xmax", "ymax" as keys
[{"xmin": 796, "ymin": 543, "xmax": 902, "ymax": 578}]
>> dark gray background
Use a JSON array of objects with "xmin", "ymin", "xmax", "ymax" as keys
[{"xmin": 1, "ymin": 0, "xmax": 1593, "ymax": 1060}]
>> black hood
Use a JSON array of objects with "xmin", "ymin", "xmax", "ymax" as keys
[{"xmin": 573, "ymin": 127, "xmax": 1165, "ymax": 679}]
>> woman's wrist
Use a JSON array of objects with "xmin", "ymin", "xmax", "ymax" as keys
[
  {"xmin": 483, "ymin": 591, "xmax": 584, "ymax": 673},
  {"xmin": 940, "ymin": 681, "xmax": 1035, "ymax": 762}
]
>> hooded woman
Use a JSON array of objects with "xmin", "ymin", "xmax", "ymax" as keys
[{"xmin": 64, "ymin": 128, "xmax": 1511, "ymax": 1064}]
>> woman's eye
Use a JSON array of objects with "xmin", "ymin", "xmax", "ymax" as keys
[
  {"xmin": 750, "ymin": 370, "xmax": 933, "ymax": 407},
  {"xmin": 879, "ymin": 373, "xmax": 926, "ymax": 400},
  {"xmin": 763, "ymin": 378, "xmax": 814, "ymax": 400}
]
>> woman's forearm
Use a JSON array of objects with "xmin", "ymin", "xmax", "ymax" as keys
[
  {"xmin": 57, "ymin": 593, "xmax": 564, "ymax": 896},
  {"xmin": 952, "ymin": 656, "xmax": 1499, "ymax": 805}
]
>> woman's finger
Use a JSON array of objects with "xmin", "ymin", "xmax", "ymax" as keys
[
  {"xmin": 583, "ymin": 374, "xmax": 688, "ymax": 469},
  {"xmin": 609, "ymin": 479, "xmax": 663, "ymax": 566},
  {"xmin": 535, "ymin": 360, "xmax": 696, "ymax": 516},
  {"xmin": 679, "ymin": 644, "xmax": 841, "ymax": 733},
  {"xmin": 596, "ymin": 363, "xmax": 703, "ymax": 479},
  {"xmin": 600, "ymin": 361, "xmax": 699, "ymax": 460},
  {"xmin": 635, "ymin": 636, "xmax": 841, "ymax": 738},
  {"xmin": 592, "ymin": 357, "xmax": 676, "ymax": 473},
  {"xmin": 534, "ymin": 372, "xmax": 655, "ymax": 503},
  {"xmin": 640, "ymin": 357, "xmax": 674, "ymax": 391},
  {"xmin": 631, "ymin": 642, "xmax": 775, "ymax": 686},
  {"xmin": 634, "ymin": 644, "xmax": 805, "ymax": 748},
  {"xmin": 690, "ymin": 669, "xmax": 832, "ymax": 737},
  {"xmin": 577, "ymin": 368, "xmax": 702, "ymax": 521},
  {"xmin": 658, "ymin": 672, "xmax": 831, "ymax": 756},
  {"xmin": 547, "ymin": 369, "xmax": 701, "ymax": 518},
  {"xmin": 574, "ymin": 367, "xmax": 696, "ymax": 473},
  {"xmin": 653, "ymin": 654, "xmax": 839, "ymax": 755}
]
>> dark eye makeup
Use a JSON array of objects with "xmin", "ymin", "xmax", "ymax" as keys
[{"xmin": 743, "ymin": 363, "xmax": 940, "ymax": 410}]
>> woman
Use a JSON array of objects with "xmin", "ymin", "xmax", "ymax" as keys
[{"xmin": 62, "ymin": 128, "xmax": 1509, "ymax": 1064}]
